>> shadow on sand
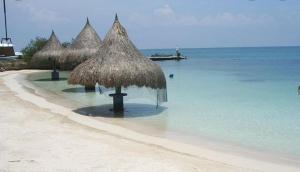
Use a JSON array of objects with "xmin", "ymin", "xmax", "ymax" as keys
[
  {"xmin": 34, "ymin": 78, "xmax": 68, "ymax": 82},
  {"xmin": 73, "ymin": 103, "xmax": 167, "ymax": 118}
]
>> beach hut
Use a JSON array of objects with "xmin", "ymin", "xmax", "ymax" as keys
[
  {"xmin": 68, "ymin": 14, "xmax": 167, "ymax": 112},
  {"xmin": 59, "ymin": 18, "xmax": 102, "ymax": 70},
  {"xmin": 32, "ymin": 31, "xmax": 62, "ymax": 80}
]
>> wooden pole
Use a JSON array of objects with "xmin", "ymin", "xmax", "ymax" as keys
[
  {"xmin": 113, "ymin": 86, "xmax": 123, "ymax": 112},
  {"xmin": 3, "ymin": 0, "xmax": 8, "ymax": 40},
  {"xmin": 109, "ymin": 87, "xmax": 127, "ymax": 113},
  {"xmin": 51, "ymin": 59, "xmax": 59, "ymax": 80}
]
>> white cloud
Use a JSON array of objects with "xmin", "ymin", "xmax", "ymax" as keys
[
  {"xmin": 129, "ymin": 4, "xmax": 275, "ymax": 27},
  {"xmin": 153, "ymin": 4, "xmax": 175, "ymax": 19},
  {"xmin": 15, "ymin": 1, "xmax": 70, "ymax": 24},
  {"xmin": 199, "ymin": 12, "xmax": 275, "ymax": 26}
]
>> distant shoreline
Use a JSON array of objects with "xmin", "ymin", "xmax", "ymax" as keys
[{"xmin": 11, "ymin": 45, "xmax": 300, "ymax": 53}]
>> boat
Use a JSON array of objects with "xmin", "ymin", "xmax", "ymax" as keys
[
  {"xmin": 0, "ymin": 0, "xmax": 15, "ymax": 57},
  {"xmin": 149, "ymin": 48, "xmax": 187, "ymax": 61},
  {"xmin": 151, "ymin": 53, "xmax": 173, "ymax": 57},
  {"xmin": 0, "ymin": 40, "xmax": 15, "ymax": 57}
]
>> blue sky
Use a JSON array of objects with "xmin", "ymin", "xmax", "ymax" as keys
[{"xmin": 1, "ymin": 0, "xmax": 300, "ymax": 51}]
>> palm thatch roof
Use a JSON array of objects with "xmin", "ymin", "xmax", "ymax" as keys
[
  {"xmin": 32, "ymin": 31, "xmax": 63, "ymax": 62},
  {"xmin": 68, "ymin": 15, "xmax": 166, "ymax": 90},
  {"xmin": 59, "ymin": 18, "xmax": 102, "ymax": 70}
]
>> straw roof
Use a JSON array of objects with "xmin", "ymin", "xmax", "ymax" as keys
[
  {"xmin": 68, "ymin": 15, "xmax": 166, "ymax": 89},
  {"xmin": 32, "ymin": 30, "xmax": 62, "ymax": 61},
  {"xmin": 59, "ymin": 18, "xmax": 102, "ymax": 70},
  {"xmin": 71, "ymin": 18, "xmax": 102, "ymax": 49}
]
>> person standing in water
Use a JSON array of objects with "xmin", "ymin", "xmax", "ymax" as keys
[{"xmin": 176, "ymin": 47, "xmax": 181, "ymax": 58}]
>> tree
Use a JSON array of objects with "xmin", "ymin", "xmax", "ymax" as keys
[
  {"xmin": 62, "ymin": 41, "xmax": 71, "ymax": 48},
  {"xmin": 62, "ymin": 38, "xmax": 74, "ymax": 48},
  {"xmin": 21, "ymin": 37, "xmax": 47, "ymax": 62}
]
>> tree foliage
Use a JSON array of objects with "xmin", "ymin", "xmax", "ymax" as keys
[
  {"xmin": 62, "ymin": 42, "xmax": 71, "ymax": 48},
  {"xmin": 21, "ymin": 37, "xmax": 73, "ymax": 63},
  {"xmin": 21, "ymin": 37, "xmax": 47, "ymax": 62}
]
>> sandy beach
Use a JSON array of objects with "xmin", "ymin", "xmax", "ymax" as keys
[{"xmin": 1, "ymin": 70, "xmax": 300, "ymax": 172}]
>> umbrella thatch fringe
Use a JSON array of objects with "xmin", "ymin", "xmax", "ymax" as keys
[
  {"xmin": 59, "ymin": 48, "xmax": 99, "ymax": 70},
  {"xmin": 33, "ymin": 50, "xmax": 62, "ymax": 61}
]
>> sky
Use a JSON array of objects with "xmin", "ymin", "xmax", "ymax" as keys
[{"xmin": 1, "ymin": 0, "xmax": 300, "ymax": 51}]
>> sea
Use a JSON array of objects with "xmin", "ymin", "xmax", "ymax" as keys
[{"xmin": 27, "ymin": 46, "xmax": 300, "ymax": 159}]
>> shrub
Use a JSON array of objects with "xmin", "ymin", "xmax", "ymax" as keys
[{"xmin": 21, "ymin": 37, "xmax": 47, "ymax": 62}]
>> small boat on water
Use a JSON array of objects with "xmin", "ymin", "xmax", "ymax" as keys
[
  {"xmin": 149, "ymin": 48, "xmax": 187, "ymax": 61},
  {"xmin": 151, "ymin": 53, "xmax": 173, "ymax": 57}
]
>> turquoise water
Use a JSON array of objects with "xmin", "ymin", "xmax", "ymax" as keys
[{"xmin": 28, "ymin": 46, "xmax": 300, "ymax": 157}]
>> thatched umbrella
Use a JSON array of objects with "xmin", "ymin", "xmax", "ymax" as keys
[
  {"xmin": 32, "ymin": 30, "xmax": 62, "ymax": 80},
  {"xmin": 59, "ymin": 18, "xmax": 102, "ymax": 70},
  {"xmin": 68, "ymin": 14, "xmax": 167, "ymax": 112}
]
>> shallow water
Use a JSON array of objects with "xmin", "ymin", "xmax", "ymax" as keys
[{"xmin": 28, "ymin": 46, "xmax": 300, "ymax": 157}]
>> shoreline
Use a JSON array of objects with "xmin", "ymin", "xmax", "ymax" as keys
[{"xmin": 2, "ymin": 70, "xmax": 300, "ymax": 172}]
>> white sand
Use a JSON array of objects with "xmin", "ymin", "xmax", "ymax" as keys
[{"xmin": 0, "ymin": 70, "xmax": 299, "ymax": 172}]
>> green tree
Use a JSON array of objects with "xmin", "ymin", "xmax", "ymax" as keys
[
  {"xmin": 62, "ymin": 41, "xmax": 71, "ymax": 48},
  {"xmin": 62, "ymin": 38, "xmax": 74, "ymax": 48},
  {"xmin": 21, "ymin": 37, "xmax": 47, "ymax": 62}
]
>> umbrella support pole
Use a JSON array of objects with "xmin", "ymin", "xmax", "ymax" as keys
[
  {"xmin": 51, "ymin": 70, "xmax": 59, "ymax": 81},
  {"xmin": 85, "ymin": 86, "xmax": 95, "ymax": 91},
  {"xmin": 109, "ymin": 87, "xmax": 127, "ymax": 112},
  {"xmin": 51, "ymin": 60, "xmax": 59, "ymax": 81}
]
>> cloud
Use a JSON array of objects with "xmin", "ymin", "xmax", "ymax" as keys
[
  {"xmin": 15, "ymin": 1, "xmax": 70, "ymax": 24},
  {"xmin": 129, "ymin": 4, "xmax": 275, "ymax": 27},
  {"xmin": 153, "ymin": 4, "xmax": 175, "ymax": 19},
  {"xmin": 199, "ymin": 13, "xmax": 275, "ymax": 26}
]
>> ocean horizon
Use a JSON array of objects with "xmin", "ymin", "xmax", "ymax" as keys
[{"xmin": 140, "ymin": 45, "xmax": 300, "ymax": 50}]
